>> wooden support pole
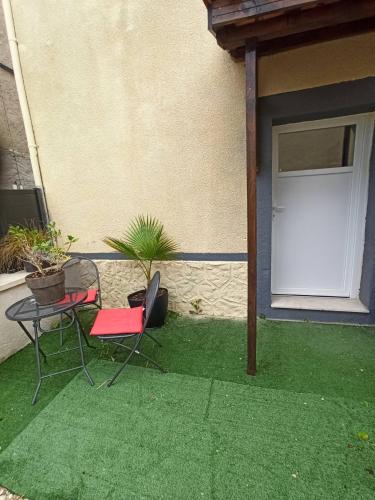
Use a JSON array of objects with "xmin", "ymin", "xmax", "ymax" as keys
[{"xmin": 245, "ymin": 40, "xmax": 257, "ymax": 376}]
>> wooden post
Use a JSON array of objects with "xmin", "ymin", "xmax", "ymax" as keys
[{"xmin": 245, "ymin": 40, "xmax": 257, "ymax": 375}]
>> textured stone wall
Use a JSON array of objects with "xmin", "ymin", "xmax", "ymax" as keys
[
  {"xmin": 0, "ymin": 5, "xmax": 12, "ymax": 69},
  {"xmin": 0, "ymin": 5, "xmax": 34, "ymax": 190},
  {"xmin": 96, "ymin": 260, "xmax": 247, "ymax": 319},
  {"xmin": 0, "ymin": 148, "xmax": 34, "ymax": 189}
]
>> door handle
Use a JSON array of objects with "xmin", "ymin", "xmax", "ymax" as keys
[{"xmin": 272, "ymin": 206, "xmax": 285, "ymax": 213}]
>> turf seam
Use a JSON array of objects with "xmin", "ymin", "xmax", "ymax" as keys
[{"xmin": 204, "ymin": 378, "xmax": 215, "ymax": 421}]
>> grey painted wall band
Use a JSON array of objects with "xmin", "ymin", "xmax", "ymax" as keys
[{"xmin": 70, "ymin": 252, "xmax": 248, "ymax": 262}]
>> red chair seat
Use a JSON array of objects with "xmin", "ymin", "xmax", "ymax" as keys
[
  {"xmin": 90, "ymin": 306, "xmax": 144, "ymax": 336},
  {"xmin": 58, "ymin": 291, "xmax": 83, "ymax": 305},
  {"xmin": 58, "ymin": 289, "xmax": 98, "ymax": 305},
  {"xmin": 83, "ymin": 288, "xmax": 98, "ymax": 304}
]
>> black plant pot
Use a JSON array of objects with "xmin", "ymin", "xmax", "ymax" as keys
[
  {"xmin": 24, "ymin": 260, "xmax": 51, "ymax": 273},
  {"xmin": 128, "ymin": 288, "xmax": 168, "ymax": 328}
]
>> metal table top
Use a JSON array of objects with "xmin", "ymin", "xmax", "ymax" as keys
[{"xmin": 5, "ymin": 288, "xmax": 88, "ymax": 322}]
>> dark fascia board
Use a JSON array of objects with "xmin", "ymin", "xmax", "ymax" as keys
[
  {"xmin": 210, "ymin": 0, "xmax": 322, "ymax": 30},
  {"xmin": 229, "ymin": 17, "xmax": 375, "ymax": 59}
]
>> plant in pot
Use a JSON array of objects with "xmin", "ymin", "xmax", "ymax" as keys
[
  {"xmin": 104, "ymin": 215, "xmax": 178, "ymax": 327},
  {"xmin": 11, "ymin": 222, "xmax": 78, "ymax": 305},
  {"xmin": 0, "ymin": 224, "xmax": 49, "ymax": 274}
]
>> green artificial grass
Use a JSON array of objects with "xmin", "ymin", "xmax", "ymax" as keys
[
  {"xmin": 0, "ymin": 360, "xmax": 374, "ymax": 499},
  {"xmin": 0, "ymin": 323, "xmax": 98, "ymax": 451},
  {"xmin": 0, "ymin": 313, "xmax": 374, "ymax": 498},
  {"xmin": 132, "ymin": 315, "xmax": 375, "ymax": 402}
]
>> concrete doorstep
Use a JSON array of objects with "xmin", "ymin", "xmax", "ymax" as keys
[{"xmin": 0, "ymin": 486, "xmax": 27, "ymax": 500}]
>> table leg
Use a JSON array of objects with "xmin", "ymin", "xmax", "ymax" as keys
[
  {"xmin": 73, "ymin": 309, "xmax": 94, "ymax": 386},
  {"xmin": 59, "ymin": 313, "xmax": 64, "ymax": 347},
  {"xmin": 74, "ymin": 312, "xmax": 95, "ymax": 349},
  {"xmin": 17, "ymin": 321, "xmax": 47, "ymax": 362},
  {"xmin": 32, "ymin": 320, "xmax": 42, "ymax": 405}
]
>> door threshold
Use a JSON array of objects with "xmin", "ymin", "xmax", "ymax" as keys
[{"xmin": 271, "ymin": 295, "xmax": 369, "ymax": 313}]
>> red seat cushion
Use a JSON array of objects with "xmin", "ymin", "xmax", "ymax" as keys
[
  {"xmin": 83, "ymin": 288, "xmax": 98, "ymax": 304},
  {"xmin": 90, "ymin": 306, "xmax": 144, "ymax": 336},
  {"xmin": 58, "ymin": 289, "xmax": 98, "ymax": 306},
  {"xmin": 58, "ymin": 291, "xmax": 87, "ymax": 305}
]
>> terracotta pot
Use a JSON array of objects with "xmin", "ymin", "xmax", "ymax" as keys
[{"xmin": 25, "ymin": 269, "xmax": 65, "ymax": 305}]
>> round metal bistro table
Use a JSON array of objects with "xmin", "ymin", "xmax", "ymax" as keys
[{"xmin": 5, "ymin": 288, "xmax": 95, "ymax": 405}]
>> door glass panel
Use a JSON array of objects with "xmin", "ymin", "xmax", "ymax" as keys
[{"xmin": 278, "ymin": 124, "xmax": 356, "ymax": 172}]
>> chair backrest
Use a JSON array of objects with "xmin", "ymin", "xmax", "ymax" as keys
[
  {"xmin": 62, "ymin": 257, "xmax": 101, "ymax": 292},
  {"xmin": 143, "ymin": 271, "xmax": 160, "ymax": 329}
]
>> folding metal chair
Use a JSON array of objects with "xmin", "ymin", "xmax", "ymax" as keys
[
  {"xmin": 60, "ymin": 257, "xmax": 102, "ymax": 346},
  {"xmin": 62, "ymin": 257, "xmax": 102, "ymax": 309},
  {"xmin": 90, "ymin": 271, "xmax": 166, "ymax": 386}
]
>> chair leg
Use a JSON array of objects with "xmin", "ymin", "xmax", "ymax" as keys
[
  {"xmin": 144, "ymin": 330, "xmax": 162, "ymax": 347},
  {"xmin": 113, "ymin": 337, "xmax": 126, "ymax": 355},
  {"xmin": 135, "ymin": 349, "xmax": 167, "ymax": 373},
  {"xmin": 74, "ymin": 311, "xmax": 94, "ymax": 386},
  {"xmin": 107, "ymin": 336, "xmax": 142, "ymax": 387},
  {"xmin": 111, "ymin": 339, "xmax": 166, "ymax": 374},
  {"xmin": 75, "ymin": 312, "xmax": 95, "ymax": 349}
]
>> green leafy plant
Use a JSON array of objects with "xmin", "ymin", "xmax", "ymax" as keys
[
  {"xmin": 8, "ymin": 222, "xmax": 78, "ymax": 275},
  {"xmin": 190, "ymin": 298, "xmax": 203, "ymax": 315},
  {"xmin": 104, "ymin": 215, "xmax": 178, "ymax": 285}
]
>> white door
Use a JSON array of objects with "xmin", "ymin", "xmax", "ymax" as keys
[{"xmin": 272, "ymin": 114, "xmax": 374, "ymax": 298}]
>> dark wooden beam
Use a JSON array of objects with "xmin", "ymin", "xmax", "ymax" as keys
[
  {"xmin": 211, "ymin": 0, "xmax": 329, "ymax": 29},
  {"xmin": 216, "ymin": 0, "xmax": 375, "ymax": 50},
  {"xmin": 229, "ymin": 16, "xmax": 375, "ymax": 59},
  {"xmin": 245, "ymin": 39, "xmax": 257, "ymax": 376}
]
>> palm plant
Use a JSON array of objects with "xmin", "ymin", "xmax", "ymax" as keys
[{"xmin": 104, "ymin": 215, "xmax": 178, "ymax": 285}]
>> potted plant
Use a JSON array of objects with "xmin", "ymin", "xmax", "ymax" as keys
[
  {"xmin": 104, "ymin": 215, "xmax": 178, "ymax": 327},
  {"xmin": 0, "ymin": 225, "xmax": 49, "ymax": 274},
  {"xmin": 10, "ymin": 222, "xmax": 78, "ymax": 305}
]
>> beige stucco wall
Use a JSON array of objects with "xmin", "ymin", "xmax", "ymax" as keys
[
  {"xmin": 259, "ymin": 33, "xmax": 375, "ymax": 97},
  {"xmin": 6, "ymin": 0, "xmax": 375, "ymax": 254}
]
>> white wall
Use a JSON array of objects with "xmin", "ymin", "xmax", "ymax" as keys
[{"xmin": 0, "ymin": 278, "xmax": 31, "ymax": 362}]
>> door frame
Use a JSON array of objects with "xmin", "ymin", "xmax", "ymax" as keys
[{"xmin": 271, "ymin": 112, "xmax": 374, "ymax": 298}]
